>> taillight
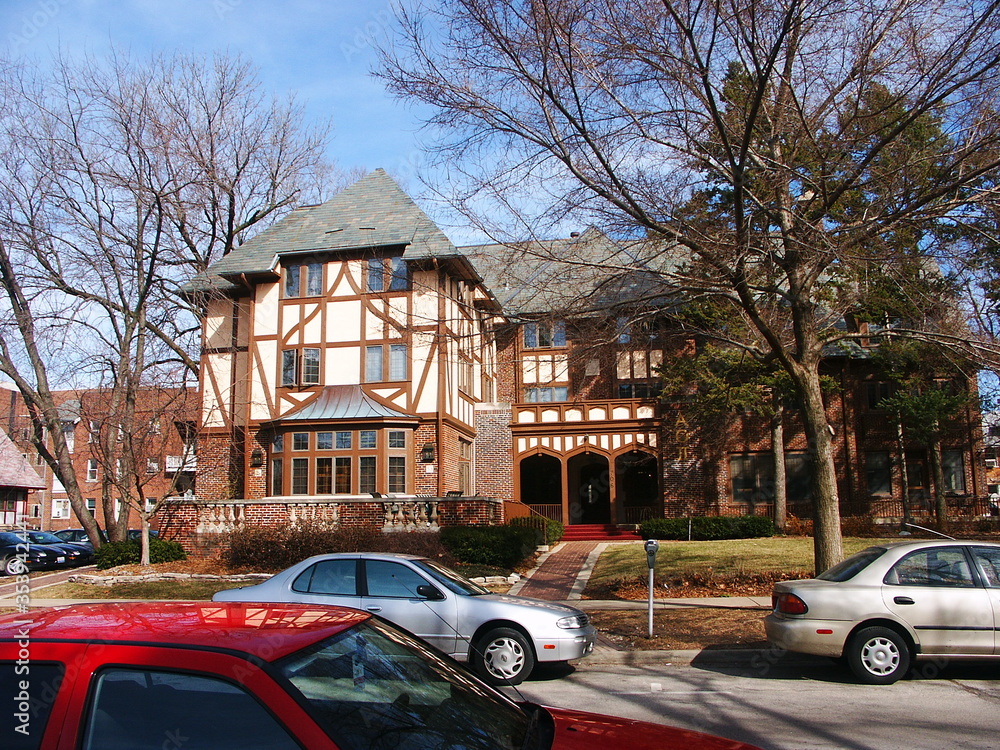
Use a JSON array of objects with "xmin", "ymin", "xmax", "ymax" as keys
[{"xmin": 774, "ymin": 592, "xmax": 808, "ymax": 615}]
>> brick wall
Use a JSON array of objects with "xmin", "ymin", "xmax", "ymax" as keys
[{"xmin": 474, "ymin": 406, "xmax": 514, "ymax": 502}]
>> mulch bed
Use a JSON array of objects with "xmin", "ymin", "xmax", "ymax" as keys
[
  {"xmin": 589, "ymin": 607, "xmax": 769, "ymax": 650},
  {"xmin": 585, "ymin": 569, "xmax": 811, "ymax": 600}
]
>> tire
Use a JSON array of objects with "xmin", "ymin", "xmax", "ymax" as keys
[
  {"xmin": 846, "ymin": 626, "xmax": 910, "ymax": 684},
  {"xmin": 472, "ymin": 627, "xmax": 535, "ymax": 686},
  {"xmin": 2, "ymin": 556, "xmax": 25, "ymax": 577}
]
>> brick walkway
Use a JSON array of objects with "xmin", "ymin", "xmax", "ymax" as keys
[{"xmin": 513, "ymin": 541, "xmax": 599, "ymax": 601}]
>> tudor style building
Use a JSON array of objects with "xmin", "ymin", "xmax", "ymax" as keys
[{"xmin": 182, "ymin": 170, "xmax": 986, "ymax": 540}]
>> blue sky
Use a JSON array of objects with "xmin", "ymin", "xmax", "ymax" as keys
[{"xmin": 0, "ymin": 0, "xmax": 432, "ymax": 195}]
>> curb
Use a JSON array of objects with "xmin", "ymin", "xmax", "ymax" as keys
[{"xmin": 577, "ymin": 647, "xmax": 822, "ymax": 668}]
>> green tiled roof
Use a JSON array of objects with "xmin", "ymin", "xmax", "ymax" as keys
[{"xmin": 186, "ymin": 169, "xmax": 466, "ymax": 293}]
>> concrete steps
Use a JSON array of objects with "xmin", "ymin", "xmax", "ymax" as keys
[{"xmin": 561, "ymin": 523, "xmax": 643, "ymax": 541}]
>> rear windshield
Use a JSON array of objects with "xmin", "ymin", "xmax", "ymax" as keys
[{"xmin": 817, "ymin": 547, "xmax": 887, "ymax": 582}]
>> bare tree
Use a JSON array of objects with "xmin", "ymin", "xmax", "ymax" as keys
[
  {"xmin": 377, "ymin": 0, "xmax": 1000, "ymax": 570},
  {"xmin": 0, "ymin": 52, "xmax": 336, "ymax": 551}
]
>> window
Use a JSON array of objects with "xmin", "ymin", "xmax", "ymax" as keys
[
  {"xmin": 336, "ymin": 431, "xmax": 352, "ymax": 449},
  {"xmin": 317, "ymin": 432, "xmax": 333, "ymax": 450},
  {"xmin": 302, "ymin": 348, "xmax": 320, "ymax": 384},
  {"xmin": 63, "ymin": 421, "xmax": 75, "ymax": 453},
  {"xmin": 523, "ymin": 320, "xmax": 566, "ymax": 348},
  {"xmin": 730, "ymin": 454, "xmax": 775, "ymax": 509},
  {"xmin": 335, "ymin": 457, "xmax": 351, "ymax": 493},
  {"xmin": 887, "ymin": 547, "xmax": 975, "ymax": 587},
  {"xmin": 388, "ymin": 456, "xmax": 406, "ymax": 493},
  {"xmin": 524, "ymin": 386, "xmax": 569, "ymax": 402},
  {"xmin": 784, "ymin": 453, "xmax": 813, "ymax": 504},
  {"xmin": 866, "ymin": 451, "xmax": 892, "ymax": 494},
  {"xmin": 292, "ymin": 559, "xmax": 358, "ymax": 595},
  {"xmin": 365, "ymin": 345, "xmax": 384, "ymax": 382},
  {"xmin": 51, "ymin": 499, "xmax": 70, "ymax": 519},
  {"xmin": 360, "ymin": 430, "xmax": 377, "ymax": 449},
  {"xmin": 292, "ymin": 433, "xmax": 309, "ymax": 451},
  {"xmin": 865, "ymin": 381, "xmax": 892, "ymax": 410},
  {"xmin": 389, "ymin": 256, "xmax": 409, "ymax": 291},
  {"xmin": 388, "ymin": 431, "xmax": 406, "ymax": 449},
  {"xmin": 81, "ymin": 668, "xmax": 299, "ymax": 750},
  {"xmin": 367, "ymin": 257, "xmax": 385, "ymax": 292},
  {"xmin": 316, "ymin": 457, "xmax": 333, "ymax": 494},
  {"xmin": 87, "ymin": 459, "xmax": 98, "ymax": 482},
  {"xmin": 281, "ymin": 350, "xmax": 297, "ymax": 386},
  {"xmin": 365, "ymin": 560, "xmax": 427, "ymax": 598},
  {"xmin": 89, "ymin": 420, "xmax": 100, "ymax": 443},
  {"xmin": 1, "ymin": 662, "xmax": 63, "ymax": 750},
  {"xmin": 282, "ymin": 348, "xmax": 321, "ymax": 386},
  {"xmin": 943, "ymin": 450, "xmax": 966, "ymax": 493},
  {"xmin": 285, "ymin": 261, "xmax": 323, "ymax": 298},
  {"xmin": 359, "ymin": 456, "xmax": 377, "ymax": 494},
  {"xmin": 458, "ymin": 356, "xmax": 474, "ymax": 394},
  {"xmin": 146, "ymin": 458, "xmax": 159, "ymax": 474},
  {"xmin": 618, "ymin": 382, "xmax": 660, "ymax": 399},
  {"xmin": 272, "ymin": 434, "xmax": 284, "ymax": 452},
  {"xmin": 291, "ymin": 458, "xmax": 309, "ymax": 494},
  {"xmin": 271, "ymin": 459, "xmax": 283, "ymax": 496},
  {"xmin": 389, "ymin": 345, "xmax": 408, "ymax": 381},
  {"xmin": 458, "ymin": 439, "xmax": 472, "ymax": 495},
  {"xmin": 86, "ymin": 498, "xmax": 96, "ymax": 513}
]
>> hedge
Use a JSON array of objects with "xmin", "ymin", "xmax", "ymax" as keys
[
  {"xmin": 439, "ymin": 526, "xmax": 538, "ymax": 568},
  {"xmin": 94, "ymin": 538, "xmax": 187, "ymax": 569},
  {"xmin": 506, "ymin": 515, "xmax": 564, "ymax": 545},
  {"xmin": 222, "ymin": 523, "xmax": 449, "ymax": 571},
  {"xmin": 639, "ymin": 516, "xmax": 774, "ymax": 541}
]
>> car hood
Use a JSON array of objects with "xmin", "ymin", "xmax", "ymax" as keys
[
  {"xmin": 476, "ymin": 594, "xmax": 583, "ymax": 615},
  {"xmin": 546, "ymin": 706, "xmax": 761, "ymax": 749}
]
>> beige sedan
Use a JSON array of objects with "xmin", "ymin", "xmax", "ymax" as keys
[{"xmin": 765, "ymin": 539, "xmax": 1000, "ymax": 683}]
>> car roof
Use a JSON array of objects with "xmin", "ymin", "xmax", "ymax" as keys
[
  {"xmin": 305, "ymin": 552, "xmax": 426, "ymax": 562},
  {"xmin": 864, "ymin": 538, "xmax": 1000, "ymax": 551},
  {"xmin": 0, "ymin": 602, "xmax": 369, "ymax": 661}
]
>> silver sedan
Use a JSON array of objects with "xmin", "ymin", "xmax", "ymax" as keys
[
  {"xmin": 213, "ymin": 551, "xmax": 596, "ymax": 686},
  {"xmin": 765, "ymin": 539, "xmax": 1000, "ymax": 684}
]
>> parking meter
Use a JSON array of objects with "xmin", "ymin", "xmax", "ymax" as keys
[
  {"xmin": 644, "ymin": 539, "xmax": 659, "ymax": 568},
  {"xmin": 644, "ymin": 539, "xmax": 658, "ymax": 637}
]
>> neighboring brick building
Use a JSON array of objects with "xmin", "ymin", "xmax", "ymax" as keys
[
  {"xmin": 0, "ymin": 385, "xmax": 197, "ymax": 532},
  {"xmin": 179, "ymin": 170, "xmax": 986, "ymax": 540}
]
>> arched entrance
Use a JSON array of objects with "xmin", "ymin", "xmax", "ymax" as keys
[
  {"xmin": 519, "ymin": 454, "xmax": 562, "ymax": 508},
  {"xmin": 615, "ymin": 450, "xmax": 659, "ymax": 523},
  {"xmin": 568, "ymin": 453, "xmax": 611, "ymax": 524}
]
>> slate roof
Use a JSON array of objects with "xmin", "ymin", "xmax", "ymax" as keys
[
  {"xmin": 186, "ymin": 169, "xmax": 479, "ymax": 294},
  {"xmin": 0, "ymin": 428, "xmax": 45, "ymax": 490},
  {"xmin": 275, "ymin": 385, "xmax": 418, "ymax": 423}
]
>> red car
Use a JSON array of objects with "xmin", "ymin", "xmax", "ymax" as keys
[{"xmin": 0, "ymin": 603, "xmax": 761, "ymax": 750}]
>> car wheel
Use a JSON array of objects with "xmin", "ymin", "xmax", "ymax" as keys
[
  {"xmin": 473, "ymin": 627, "xmax": 535, "ymax": 686},
  {"xmin": 2, "ymin": 556, "xmax": 25, "ymax": 576},
  {"xmin": 847, "ymin": 626, "xmax": 910, "ymax": 684}
]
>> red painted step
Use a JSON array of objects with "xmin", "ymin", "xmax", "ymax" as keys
[{"xmin": 560, "ymin": 523, "xmax": 642, "ymax": 541}]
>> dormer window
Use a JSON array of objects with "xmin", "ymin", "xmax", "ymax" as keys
[
  {"xmin": 524, "ymin": 320, "xmax": 566, "ymax": 348},
  {"xmin": 284, "ymin": 261, "xmax": 323, "ymax": 298}
]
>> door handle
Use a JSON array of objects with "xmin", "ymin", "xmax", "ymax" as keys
[
  {"xmin": 366, "ymin": 606, "xmax": 382, "ymax": 612},
  {"xmin": 893, "ymin": 596, "xmax": 915, "ymax": 605}
]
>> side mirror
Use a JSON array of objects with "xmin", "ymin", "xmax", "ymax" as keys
[{"xmin": 416, "ymin": 584, "xmax": 445, "ymax": 601}]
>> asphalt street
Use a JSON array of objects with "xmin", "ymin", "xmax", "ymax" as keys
[{"xmin": 504, "ymin": 654, "xmax": 1000, "ymax": 750}]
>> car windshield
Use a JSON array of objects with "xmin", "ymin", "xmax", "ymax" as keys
[
  {"xmin": 817, "ymin": 547, "xmax": 887, "ymax": 581},
  {"xmin": 275, "ymin": 617, "xmax": 530, "ymax": 750},
  {"xmin": 415, "ymin": 558, "xmax": 491, "ymax": 596},
  {"xmin": 25, "ymin": 532, "xmax": 66, "ymax": 545}
]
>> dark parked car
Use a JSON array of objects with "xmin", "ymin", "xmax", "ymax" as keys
[
  {"xmin": 21, "ymin": 530, "xmax": 94, "ymax": 567},
  {"xmin": 53, "ymin": 527, "xmax": 157, "ymax": 549},
  {"xmin": 0, "ymin": 602, "xmax": 764, "ymax": 750},
  {"xmin": 0, "ymin": 531, "xmax": 70, "ymax": 575}
]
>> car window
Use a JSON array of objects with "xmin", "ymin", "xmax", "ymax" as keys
[
  {"xmin": 292, "ymin": 559, "xmax": 358, "ymax": 596},
  {"xmin": 1, "ymin": 661, "xmax": 64, "ymax": 750},
  {"xmin": 885, "ymin": 547, "xmax": 975, "ymax": 587},
  {"xmin": 972, "ymin": 547, "xmax": 1000, "ymax": 587},
  {"xmin": 364, "ymin": 560, "xmax": 430, "ymax": 598},
  {"xmin": 817, "ymin": 547, "xmax": 887, "ymax": 581},
  {"xmin": 81, "ymin": 668, "xmax": 300, "ymax": 750},
  {"xmin": 416, "ymin": 559, "xmax": 490, "ymax": 595}
]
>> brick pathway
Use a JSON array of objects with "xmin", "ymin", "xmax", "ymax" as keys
[{"xmin": 514, "ymin": 541, "xmax": 599, "ymax": 601}]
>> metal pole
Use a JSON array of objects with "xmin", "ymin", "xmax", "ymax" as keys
[{"xmin": 647, "ymin": 566, "xmax": 654, "ymax": 637}]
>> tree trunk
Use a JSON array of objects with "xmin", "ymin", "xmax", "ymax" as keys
[
  {"xmin": 796, "ymin": 367, "xmax": 844, "ymax": 574},
  {"xmin": 930, "ymin": 437, "xmax": 948, "ymax": 533},
  {"xmin": 140, "ymin": 511, "xmax": 151, "ymax": 566},
  {"xmin": 771, "ymin": 402, "xmax": 787, "ymax": 533},
  {"xmin": 896, "ymin": 420, "xmax": 912, "ymax": 531}
]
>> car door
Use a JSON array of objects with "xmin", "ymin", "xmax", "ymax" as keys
[
  {"xmin": 881, "ymin": 545, "xmax": 994, "ymax": 655},
  {"xmin": 969, "ymin": 546, "xmax": 1000, "ymax": 654},
  {"xmin": 360, "ymin": 559, "xmax": 459, "ymax": 656},
  {"xmin": 287, "ymin": 557, "xmax": 362, "ymax": 609}
]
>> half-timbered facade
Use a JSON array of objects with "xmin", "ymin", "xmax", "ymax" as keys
[{"xmin": 186, "ymin": 170, "xmax": 987, "ymax": 537}]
